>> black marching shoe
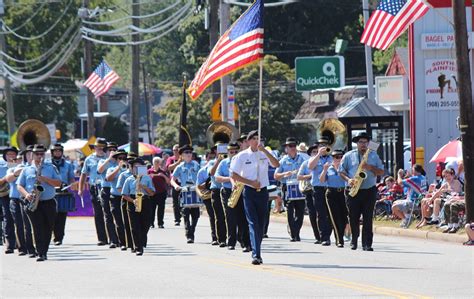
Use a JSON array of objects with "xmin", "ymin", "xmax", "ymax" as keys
[
  {"xmin": 5, "ymin": 248, "xmax": 14, "ymax": 254},
  {"xmin": 19, "ymin": 251, "xmax": 27, "ymax": 256},
  {"xmin": 263, "ymin": 234, "xmax": 268, "ymax": 238},
  {"xmin": 243, "ymin": 246, "xmax": 251, "ymax": 253},
  {"xmin": 211, "ymin": 240, "xmax": 219, "ymax": 246},
  {"xmin": 54, "ymin": 241, "xmax": 62, "ymax": 246},
  {"xmin": 109, "ymin": 243, "xmax": 117, "ymax": 249},
  {"xmin": 136, "ymin": 251, "xmax": 143, "ymax": 256},
  {"xmin": 350, "ymin": 243, "xmax": 357, "ymax": 250},
  {"xmin": 321, "ymin": 241, "xmax": 331, "ymax": 246},
  {"xmin": 257, "ymin": 257, "xmax": 263, "ymax": 264},
  {"xmin": 158, "ymin": 225, "xmax": 164, "ymax": 229},
  {"xmin": 251, "ymin": 258, "xmax": 261, "ymax": 265},
  {"xmin": 295, "ymin": 236, "xmax": 301, "ymax": 242},
  {"xmin": 187, "ymin": 238, "xmax": 194, "ymax": 244},
  {"xmin": 29, "ymin": 253, "xmax": 37, "ymax": 258},
  {"xmin": 175, "ymin": 222, "xmax": 181, "ymax": 226},
  {"xmin": 314, "ymin": 240, "xmax": 322, "ymax": 244},
  {"xmin": 290, "ymin": 237, "xmax": 296, "ymax": 242},
  {"xmin": 219, "ymin": 242, "xmax": 227, "ymax": 248},
  {"xmin": 36, "ymin": 255, "xmax": 46, "ymax": 262},
  {"xmin": 228, "ymin": 246, "xmax": 235, "ymax": 250},
  {"xmin": 362, "ymin": 246, "xmax": 374, "ymax": 251},
  {"xmin": 97, "ymin": 241, "xmax": 106, "ymax": 246},
  {"xmin": 120, "ymin": 246, "xmax": 127, "ymax": 251},
  {"xmin": 337, "ymin": 243, "xmax": 344, "ymax": 248}
]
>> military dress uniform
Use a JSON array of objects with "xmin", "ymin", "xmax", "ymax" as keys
[
  {"xmin": 17, "ymin": 146, "xmax": 61, "ymax": 261},
  {"xmin": 52, "ymin": 156, "xmax": 75, "ymax": 245},
  {"xmin": 122, "ymin": 167, "xmax": 155, "ymax": 256},
  {"xmin": 217, "ymin": 154, "xmax": 250, "ymax": 251},
  {"xmin": 98, "ymin": 154, "xmax": 120, "ymax": 247},
  {"xmin": 208, "ymin": 158, "xmax": 227, "ymax": 246},
  {"xmin": 275, "ymin": 153, "xmax": 306, "ymax": 241},
  {"xmin": 196, "ymin": 166, "xmax": 217, "ymax": 244},
  {"xmin": 172, "ymin": 158, "xmax": 200, "ymax": 243},
  {"xmin": 116, "ymin": 167, "xmax": 134, "ymax": 250},
  {"xmin": 230, "ymin": 143, "xmax": 274, "ymax": 264},
  {"xmin": 81, "ymin": 152, "xmax": 108, "ymax": 245},
  {"xmin": 339, "ymin": 134, "xmax": 384, "ymax": 251}
]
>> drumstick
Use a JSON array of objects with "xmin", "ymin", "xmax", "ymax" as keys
[{"xmin": 80, "ymin": 195, "xmax": 85, "ymax": 208}]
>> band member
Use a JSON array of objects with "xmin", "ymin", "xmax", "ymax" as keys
[
  {"xmin": 297, "ymin": 144, "xmax": 321, "ymax": 244},
  {"xmin": 320, "ymin": 150, "xmax": 347, "ymax": 248},
  {"xmin": 275, "ymin": 137, "xmax": 306, "ymax": 242},
  {"xmin": 1, "ymin": 146, "xmax": 18, "ymax": 254},
  {"xmin": 339, "ymin": 132, "xmax": 384, "ymax": 251},
  {"xmin": 166, "ymin": 144, "xmax": 182, "ymax": 226},
  {"xmin": 230, "ymin": 130, "xmax": 280, "ymax": 265},
  {"xmin": 122, "ymin": 158, "xmax": 155, "ymax": 256},
  {"xmin": 216, "ymin": 142, "xmax": 251, "ymax": 251},
  {"xmin": 97, "ymin": 142, "xmax": 120, "ymax": 248},
  {"xmin": 170, "ymin": 145, "xmax": 200, "ymax": 243},
  {"xmin": 105, "ymin": 149, "xmax": 128, "ymax": 250},
  {"xmin": 148, "ymin": 157, "xmax": 170, "ymax": 229},
  {"xmin": 50, "ymin": 143, "xmax": 75, "ymax": 246},
  {"xmin": 208, "ymin": 143, "xmax": 227, "ymax": 247},
  {"xmin": 116, "ymin": 152, "xmax": 137, "ymax": 251},
  {"xmin": 237, "ymin": 134, "xmax": 249, "ymax": 151},
  {"xmin": 79, "ymin": 138, "xmax": 108, "ymax": 245},
  {"xmin": 17, "ymin": 144, "xmax": 62, "ymax": 262},
  {"xmin": 308, "ymin": 136, "xmax": 333, "ymax": 246},
  {"xmin": 196, "ymin": 151, "xmax": 218, "ymax": 245}
]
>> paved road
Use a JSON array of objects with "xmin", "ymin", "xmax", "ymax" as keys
[{"xmin": 1, "ymin": 211, "xmax": 472, "ymax": 298}]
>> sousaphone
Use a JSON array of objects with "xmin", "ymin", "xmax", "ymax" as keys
[{"xmin": 16, "ymin": 119, "xmax": 51, "ymax": 150}]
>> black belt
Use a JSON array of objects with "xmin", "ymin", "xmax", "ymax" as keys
[
  {"xmin": 244, "ymin": 186, "xmax": 267, "ymax": 191},
  {"xmin": 327, "ymin": 187, "xmax": 344, "ymax": 192},
  {"xmin": 313, "ymin": 186, "xmax": 326, "ymax": 190}
]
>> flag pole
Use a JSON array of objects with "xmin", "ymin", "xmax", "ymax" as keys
[{"xmin": 258, "ymin": 59, "xmax": 263, "ymax": 142}]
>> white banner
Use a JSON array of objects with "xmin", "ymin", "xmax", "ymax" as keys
[{"xmin": 424, "ymin": 59, "xmax": 459, "ymax": 110}]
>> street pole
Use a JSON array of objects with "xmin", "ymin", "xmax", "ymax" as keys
[
  {"xmin": 209, "ymin": 0, "xmax": 221, "ymax": 104},
  {"xmin": 0, "ymin": 0, "xmax": 15, "ymax": 137},
  {"xmin": 219, "ymin": 0, "xmax": 230, "ymax": 122},
  {"xmin": 142, "ymin": 63, "xmax": 152, "ymax": 144},
  {"xmin": 130, "ymin": 0, "xmax": 140, "ymax": 154},
  {"xmin": 452, "ymin": 0, "xmax": 474, "ymax": 222},
  {"xmin": 362, "ymin": 0, "xmax": 375, "ymax": 101},
  {"xmin": 82, "ymin": 0, "xmax": 95, "ymax": 138}
]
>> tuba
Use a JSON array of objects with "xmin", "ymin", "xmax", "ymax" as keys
[
  {"xmin": 206, "ymin": 121, "xmax": 239, "ymax": 157},
  {"xmin": 17, "ymin": 119, "xmax": 51, "ymax": 150},
  {"xmin": 316, "ymin": 118, "xmax": 347, "ymax": 153}
]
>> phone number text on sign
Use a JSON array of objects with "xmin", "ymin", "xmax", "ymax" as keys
[{"xmin": 426, "ymin": 100, "xmax": 459, "ymax": 110}]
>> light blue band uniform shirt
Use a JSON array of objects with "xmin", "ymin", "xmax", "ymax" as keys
[
  {"xmin": 17, "ymin": 162, "xmax": 61, "ymax": 200},
  {"xmin": 121, "ymin": 175, "xmax": 155, "ymax": 196},
  {"xmin": 275, "ymin": 154, "xmax": 305, "ymax": 185},
  {"xmin": 98, "ymin": 159, "xmax": 118, "ymax": 188},
  {"xmin": 325, "ymin": 165, "xmax": 346, "ymax": 188},
  {"xmin": 196, "ymin": 166, "xmax": 209, "ymax": 185},
  {"xmin": 81, "ymin": 153, "xmax": 106, "ymax": 186},
  {"xmin": 172, "ymin": 161, "xmax": 200, "ymax": 186},
  {"xmin": 116, "ymin": 170, "xmax": 132, "ymax": 192},
  {"xmin": 216, "ymin": 157, "xmax": 233, "ymax": 189},
  {"xmin": 338, "ymin": 149, "xmax": 384, "ymax": 190},
  {"xmin": 7, "ymin": 164, "xmax": 26, "ymax": 199},
  {"xmin": 207, "ymin": 159, "xmax": 222, "ymax": 190},
  {"xmin": 107, "ymin": 166, "xmax": 127, "ymax": 196},
  {"xmin": 53, "ymin": 159, "xmax": 75, "ymax": 185},
  {"xmin": 311, "ymin": 155, "xmax": 333, "ymax": 187}
]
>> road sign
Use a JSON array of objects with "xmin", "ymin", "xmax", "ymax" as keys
[
  {"xmin": 211, "ymin": 97, "xmax": 239, "ymax": 122},
  {"xmin": 295, "ymin": 56, "xmax": 345, "ymax": 92}
]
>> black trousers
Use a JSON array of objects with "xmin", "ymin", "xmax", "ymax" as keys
[
  {"xmin": 305, "ymin": 190, "xmax": 321, "ymax": 241},
  {"xmin": 100, "ymin": 187, "xmax": 118, "ymax": 245},
  {"xmin": 283, "ymin": 185, "xmax": 305, "ymax": 239},
  {"xmin": 345, "ymin": 187, "xmax": 377, "ymax": 248},
  {"xmin": 1, "ymin": 195, "xmax": 15, "ymax": 250},
  {"xmin": 312, "ymin": 187, "xmax": 332, "ymax": 242},
  {"xmin": 211, "ymin": 189, "xmax": 227, "ymax": 244},
  {"xmin": 150, "ymin": 191, "xmax": 167, "ymax": 226},
  {"xmin": 171, "ymin": 188, "xmax": 181, "ymax": 224},
  {"xmin": 182, "ymin": 207, "xmax": 200, "ymax": 240},
  {"xmin": 221, "ymin": 188, "xmax": 250, "ymax": 247},
  {"xmin": 121, "ymin": 198, "xmax": 133, "ymax": 249},
  {"xmin": 53, "ymin": 212, "xmax": 67, "ymax": 243},
  {"xmin": 110, "ymin": 195, "xmax": 126, "ymax": 247},
  {"xmin": 0, "ymin": 205, "xmax": 3, "ymax": 245},
  {"xmin": 127, "ymin": 197, "xmax": 151, "ymax": 252},
  {"xmin": 203, "ymin": 198, "xmax": 217, "ymax": 242},
  {"xmin": 26, "ymin": 199, "xmax": 57, "ymax": 256},
  {"xmin": 9, "ymin": 198, "xmax": 26, "ymax": 253},
  {"xmin": 90, "ymin": 185, "xmax": 107, "ymax": 243},
  {"xmin": 263, "ymin": 199, "xmax": 271, "ymax": 235},
  {"xmin": 326, "ymin": 188, "xmax": 348, "ymax": 246}
]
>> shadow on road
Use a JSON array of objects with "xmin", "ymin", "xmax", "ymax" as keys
[{"xmin": 275, "ymin": 263, "xmax": 413, "ymax": 270}]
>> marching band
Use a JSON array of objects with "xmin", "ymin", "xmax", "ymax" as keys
[{"xmin": 0, "ymin": 119, "xmax": 388, "ymax": 265}]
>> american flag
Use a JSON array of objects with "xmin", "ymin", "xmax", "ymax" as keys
[
  {"xmin": 83, "ymin": 60, "xmax": 120, "ymax": 98},
  {"xmin": 361, "ymin": 0, "xmax": 430, "ymax": 50},
  {"xmin": 187, "ymin": 0, "xmax": 264, "ymax": 101}
]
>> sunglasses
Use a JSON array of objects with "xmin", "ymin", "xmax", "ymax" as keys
[
  {"xmin": 117, "ymin": 156, "xmax": 127, "ymax": 160},
  {"xmin": 108, "ymin": 148, "xmax": 117, "ymax": 152},
  {"xmin": 333, "ymin": 155, "xmax": 343, "ymax": 159},
  {"xmin": 34, "ymin": 152, "xmax": 45, "ymax": 156},
  {"xmin": 287, "ymin": 144, "xmax": 296, "ymax": 148},
  {"xmin": 229, "ymin": 150, "xmax": 238, "ymax": 154},
  {"xmin": 357, "ymin": 140, "xmax": 369, "ymax": 145}
]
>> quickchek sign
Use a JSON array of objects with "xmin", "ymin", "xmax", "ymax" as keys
[{"xmin": 295, "ymin": 56, "xmax": 345, "ymax": 92}]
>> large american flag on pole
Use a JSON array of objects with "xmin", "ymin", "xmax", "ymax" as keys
[
  {"xmin": 83, "ymin": 60, "xmax": 120, "ymax": 98},
  {"xmin": 187, "ymin": 0, "xmax": 264, "ymax": 101},
  {"xmin": 361, "ymin": 0, "xmax": 430, "ymax": 50}
]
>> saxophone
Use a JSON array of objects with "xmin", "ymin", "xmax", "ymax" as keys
[
  {"xmin": 134, "ymin": 175, "xmax": 143, "ymax": 213},
  {"xmin": 228, "ymin": 182, "xmax": 244, "ymax": 208},
  {"xmin": 348, "ymin": 149, "xmax": 371, "ymax": 197},
  {"xmin": 28, "ymin": 158, "xmax": 44, "ymax": 212}
]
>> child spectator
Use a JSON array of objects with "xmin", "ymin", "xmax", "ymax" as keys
[
  {"xmin": 375, "ymin": 176, "xmax": 403, "ymax": 216},
  {"xmin": 463, "ymin": 222, "xmax": 474, "ymax": 246}
]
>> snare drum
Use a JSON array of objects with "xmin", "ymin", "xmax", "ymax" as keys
[
  {"xmin": 55, "ymin": 193, "xmax": 76, "ymax": 212},
  {"xmin": 286, "ymin": 180, "xmax": 305, "ymax": 201},
  {"xmin": 180, "ymin": 186, "xmax": 203, "ymax": 208}
]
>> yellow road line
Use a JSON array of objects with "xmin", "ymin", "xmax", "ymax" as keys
[{"xmin": 202, "ymin": 257, "xmax": 431, "ymax": 299}]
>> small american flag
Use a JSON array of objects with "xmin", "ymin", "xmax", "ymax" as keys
[
  {"xmin": 187, "ymin": 0, "xmax": 264, "ymax": 101},
  {"xmin": 83, "ymin": 60, "xmax": 120, "ymax": 98},
  {"xmin": 361, "ymin": 0, "xmax": 430, "ymax": 50}
]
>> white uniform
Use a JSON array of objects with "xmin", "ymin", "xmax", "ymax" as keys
[{"xmin": 230, "ymin": 148, "xmax": 270, "ymax": 188}]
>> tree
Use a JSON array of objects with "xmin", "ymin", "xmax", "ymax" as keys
[{"xmin": 100, "ymin": 116, "xmax": 129, "ymax": 145}]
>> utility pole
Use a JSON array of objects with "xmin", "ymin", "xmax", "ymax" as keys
[
  {"xmin": 219, "ymin": 0, "xmax": 230, "ymax": 122},
  {"xmin": 130, "ymin": 0, "xmax": 140, "ymax": 154},
  {"xmin": 452, "ymin": 0, "xmax": 473, "ymax": 222},
  {"xmin": 142, "ymin": 63, "xmax": 152, "ymax": 144},
  {"xmin": 209, "ymin": 0, "xmax": 220, "ymax": 104},
  {"xmin": 0, "ymin": 0, "xmax": 15, "ymax": 137},
  {"xmin": 362, "ymin": 0, "xmax": 375, "ymax": 101},
  {"xmin": 81, "ymin": 0, "xmax": 95, "ymax": 139}
]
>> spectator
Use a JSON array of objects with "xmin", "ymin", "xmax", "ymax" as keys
[
  {"xmin": 148, "ymin": 157, "xmax": 170, "ymax": 229},
  {"xmin": 393, "ymin": 164, "xmax": 428, "ymax": 227},
  {"xmin": 441, "ymin": 193, "xmax": 465, "ymax": 233},
  {"xmin": 416, "ymin": 183, "xmax": 437, "ymax": 228},
  {"xmin": 375, "ymin": 176, "xmax": 403, "ymax": 217},
  {"xmin": 463, "ymin": 222, "xmax": 474, "ymax": 246},
  {"xmin": 426, "ymin": 168, "xmax": 463, "ymax": 226}
]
